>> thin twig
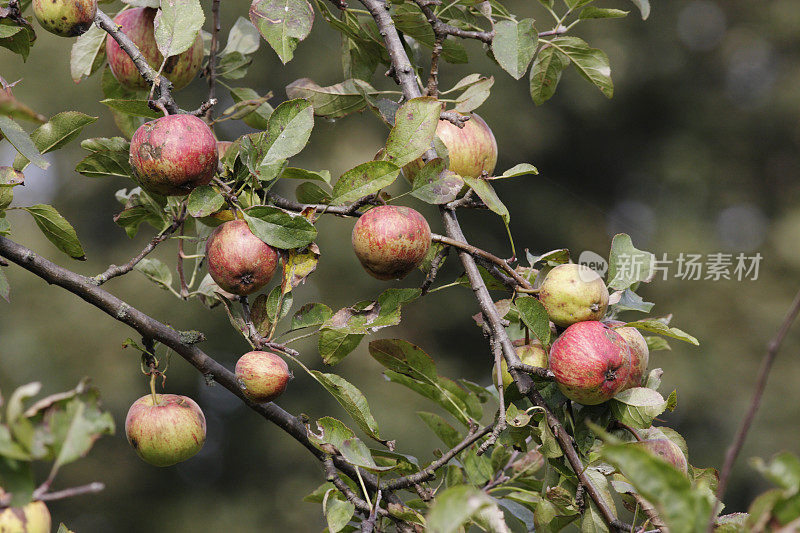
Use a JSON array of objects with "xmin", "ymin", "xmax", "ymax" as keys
[
  {"xmin": 205, "ymin": 0, "xmax": 222, "ymax": 123},
  {"xmin": 440, "ymin": 110, "xmax": 470, "ymax": 128},
  {"xmin": 421, "ymin": 245, "xmax": 449, "ymax": 295},
  {"xmin": 426, "ymin": 36, "xmax": 444, "ymax": 97},
  {"xmin": 94, "ymin": 10, "xmax": 179, "ymax": 114},
  {"xmin": 412, "ymin": 0, "xmax": 494, "ymax": 43},
  {"xmin": 431, "ymin": 233, "xmax": 533, "ymax": 291},
  {"xmin": 707, "ymin": 287, "xmax": 800, "ymax": 532},
  {"xmin": 36, "ymin": 482, "xmax": 105, "ymax": 502}
]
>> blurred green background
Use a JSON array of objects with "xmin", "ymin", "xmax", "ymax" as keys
[{"xmin": 2, "ymin": 0, "xmax": 800, "ymax": 530}]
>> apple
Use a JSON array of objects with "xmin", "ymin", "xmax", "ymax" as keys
[
  {"xmin": 125, "ymin": 393, "xmax": 206, "ymax": 467},
  {"xmin": 548, "ymin": 321, "xmax": 631, "ymax": 405},
  {"xmin": 497, "ymin": 339, "xmax": 549, "ymax": 389},
  {"xmin": 129, "ymin": 114, "xmax": 218, "ymax": 196},
  {"xmin": 607, "ymin": 320, "xmax": 650, "ymax": 390},
  {"xmin": 32, "ymin": 0, "xmax": 96, "ymax": 37},
  {"xmin": 403, "ymin": 113, "xmax": 497, "ymax": 181},
  {"xmin": 0, "ymin": 495, "xmax": 50, "ymax": 533},
  {"xmin": 106, "ymin": 7, "xmax": 203, "ymax": 91},
  {"xmin": 351, "ymin": 205, "xmax": 431, "ymax": 280},
  {"xmin": 538, "ymin": 263, "xmax": 609, "ymax": 327},
  {"xmin": 632, "ymin": 438, "xmax": 688, "ymax": 474},
  {"xmin": 205, "ymin": 219, "xmax": 279, "ymax": 295},
  {"xmin": 235, "ymin": 351, "xmax": 292, "ymax": 402}
]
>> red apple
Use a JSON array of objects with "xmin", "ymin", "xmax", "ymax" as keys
[
  {"xmin": 351, "ymin": 205, "xmax": 431, "ymax": 280},
  {"xmin": 538, "ymin": 263, "xmax": 609, "ymax": 327},
  {"xmin": 607, "ymin": 321, "xmax": 650, "ymax": 390},
  {"xmin": 106, "ymin": 7, "xmax": 203, "ymax": 90},
  {"xmin": 404, "ymin": 113, "xmax": 497, "ymax": 182},
  {"xmin": 632, "ymin": 438, "xmax": 688, "ymax": 474},
  {"xmin": 129, "ymin": 114, "xmax": 218, "ymax": 196},
  {"xmin": 205, "ymin": 219, "xmax": 279, "ymax": 295},
  {"xmin": 235, "ymin": 351, "xmax": 292, "ymax": 402},
  {"xmin": 548, "ymin": 321, "xmax": 632, "ymax": 405},
  {"xmin": 125, "ymin": 393, "xmax": 206, "ymax": 467},
  {"xmin": 33, "ymin": 0, "xmax": 96, "ymax": 37}
]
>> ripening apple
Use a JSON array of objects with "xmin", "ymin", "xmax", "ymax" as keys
[
  {"xmin": 496, "ymin": 339, "xmax": 549, "ymax": 389},
  {"xmin": 632, "ymin": 438, "xmax": 688, "ymax": 474},
  {"xmin": 125, "ymin": 393, "xmax": 206, "ymax": 467},
  {"xmin": 351, "ymin": 205, "xmax": 431, "ymax": 280},
  {"xmin": 548, "ymin": 321, "xmax": 632, "ymax": 405},
  {"xmin": 106, "ymin": 7, "xmax": 203, "ymax": 90},
  {"xmin": 129, "ymin": 114, "xmax": 218, "ymax": 196},
  {"xmin": 205, "ymin": 219, "xmax": 279, "ymax": 295},
  {"xmin": 0, "ymin": 495, "xmax": 50, "ymax": 533},
  {"xmin": 403, "ymin": 113, "xmax": 498, "ymax": 181},
  {"xmin": 235, "ymin": 351, "xmax": 292, "ymax": 403},
  {"xmin": 538, "ymin": 263, "xmax": 609, "ymax": 327},
  {"xmin": 33, "ymin": 0, "xmax": 96, "ymax": 37},
  {"xmin": 607, "ymin": 320, "xmax": 650, "ymax": 390}
]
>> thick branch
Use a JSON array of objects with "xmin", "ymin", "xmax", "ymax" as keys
[
  {"xmin": 412, "ymin": 0, "xmax": 494, "ymax": 43},
  {"xmin": 266, "ymin": 192, "xmax": 378, "ymax": 217},
  {"xmin": 707, "ymin": 286, "xmax": 800, "ymax": 531},
  {"xmin": 95, "ymin": 10, "xmax": 178, "ymax": 114}
]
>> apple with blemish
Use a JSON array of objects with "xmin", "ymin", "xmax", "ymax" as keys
[
  {"xmin": 538, "ymin": 263, "xmax": 609, "ymax": 327},
  {"xmin": 129, "ymin": 114, "xmax": 218, "ymax": 196},
  {"xmin": 403, "ymin": 112, "xmax": 498, "ymax": 181},
  {"xmin": 548, "ymin": 321, "xmax": 632, "ymax": 405},
  {"xmin": 33, "ymin": 0, "xmax": 96, "ymax": 37},
  {"xmin": 205, "ymin": 219, "xmax": 279, "ymax": 295},
  {"xmin": 607, "ymin": 320, "xmax": 650, "ymax": 390},
  {"xmin": 106, "ymin": 7, "xmax": 203, "ymax": 90},
  {"xmin": 352, "ymin": 205, "xmax": 431, "ymax": 280},
  {"xmin": 125, "ymin": 394, "xmax": 206, "ymax": 467},
  {"xmin": 235, "ymin": 351, "xmax": 292, "ymax": 402}
]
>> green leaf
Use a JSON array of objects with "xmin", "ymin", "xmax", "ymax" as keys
[
  {"xmin": 75, "ymin": 137, "xmax": 133, "ymax": 179},
  {"xmin": 494, "ymin": 163, "xmax": 539, "ymax": 179},
  {"xmin": 286, "ymin": 78, "xmax": 376, "ymax": 119},
  {"xmin": 580, "ymin": 7, "xmax": 628, "ymax": 19},
  {"xmin": 280, "ymin": 167, "xmax": 331, "ymax": 185},
  {"xmin": 100, "ymin": 68, "xmax": 143, "ymax": 138},
  {"xmin": 216, "ymin": 51, "xmax": 252, "ymax": 80},
  {"xmin": 610, "ymin": 387, "xmax": 667, "ymax": 429},
  {"xmin": 263, "ymin": 98, "xmax": 314, "ymax": 165},
  {"xmin": 228, "ymin": 87, "xmax": 274, "ymax": 130},
  {"xmin": 625, "ymin": 319, "xmax": 699, "ymax": 346},
  {"xmin": 13, "ymin": 112, "xmax": 98, "ymax": 171},
  {"xmin": 290, "ymin": 302, "xmax": 333, "ymax": 330},
  {"xmin": 529, "ymin": 43, "xmax": 570, "ymax": 106},
  {"xmin": 492, "ymin": 19, "xmax": 538, "ymax": 80},
  {"xmin": 384, "ymin": 97, "xmax": 443, "ymax": 167},
  {"xmin": 222, "ymin": 17, "xmax": 260, "ymax": 56},
  {"xmin": 515, "ymin": 296, "xmax": 551, "ymax": 347},
  {"xmin": 243, "ymin": 205, "xmax": 317, "ymax": 249},
  {"xmin": 417, "ymin": 411, "xmax": 462, "ymax": 448},
  {"xmin": 326, "ymin": 497, "xmax": 355, "ymax": 533},
  {"xmin": 611, "ymin": 288, "xmax": 654, "ymax": 313},
  {"xmin": 100, "ymin": 99, "xmax": 162, "ymax": 119},
  {"xmin": 0, "ymin": 23, "xmax": 35, "ymax": 61},
  {"xmin": 392, "ymin": 5, "xmax": 468, "ymax": 64},
  {"xmin": 426, "ymin": 485, "xmax": 496, "ymax": 533},
  {"xmin": 296, "ymin": 182, "xmax": 331, "ymax": 204},
  {"xmin": 308, "ymin": 371, "xmax": 384, "ymax": 443},
  {"xmin": 187, "ymin": 185, "xmax": 225, "ymax": 218},
  {"xmin": 154, "ymin": 0, "xmax": 204, "ymax": 57},
  {"xmin": 134, "ymin": 258, "xmax": 173, "ymax": 290},
  {"xmin": 0, "ymin": 457, "xmax": 34, "ymax": 507},
  {"xmin": 461, "ymin": 175, "xmax": 509, "ymax": 224},
  {"xmin": 410, "ymin": 158, "xmax": 463, "ymax": 205},
  {"xmin": 751, "ymin": 452, "xmax": 800, "ymax": 495},
  {"xmin": 607, "ymin": 233, "xmax": 655, "ymax": 290},
  {"xmin": 0, "ymin": 84, "xmax": 46, "ymax": 123},
  {"xmin": 47, "ymin": 393, "xmax": 115, "ymax": 474},
  {"xmin": 548, "ymin": 36, "xmax": 613, "ymax": 98},
  {"xmin": 601, "ymin": 443, "xmax": 713, "ymax": 532},
  {"xmin": 0, "ymin": 116, "xmax": 49, "ymax": 170},
  {"xmin": 56, "ymin": 525, "xmax": 75, "ymax": 533},
  {"xmin": 454, "ymin": 77, "xmax": 493, "ymax": 113},
  {"xmin": 249, "ymin": 0, "xmax": 314, "ymax": 64},
  {"xmin": 70, "ymin": 24, "xmax": 107, "ymax": 83},
  {"xmin": 22, "ymin": 205, "xmax": 86, "ymax": 260},
  {"xmin": 330, "ymin": 161, "xmax": 400, "ymax": 205},
  {"xmin": 645, "ymin": 336, "xmax": 671, "ymax": 352}
]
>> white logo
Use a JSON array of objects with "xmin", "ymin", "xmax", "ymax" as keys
[{"xmin": 578, "ymin": 250, "xmax": 608, "ymax": 280}]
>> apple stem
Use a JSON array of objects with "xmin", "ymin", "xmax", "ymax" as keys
[{"xmin": 149, "ymin": 372, "xmax": 159, "ymax": 406}]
